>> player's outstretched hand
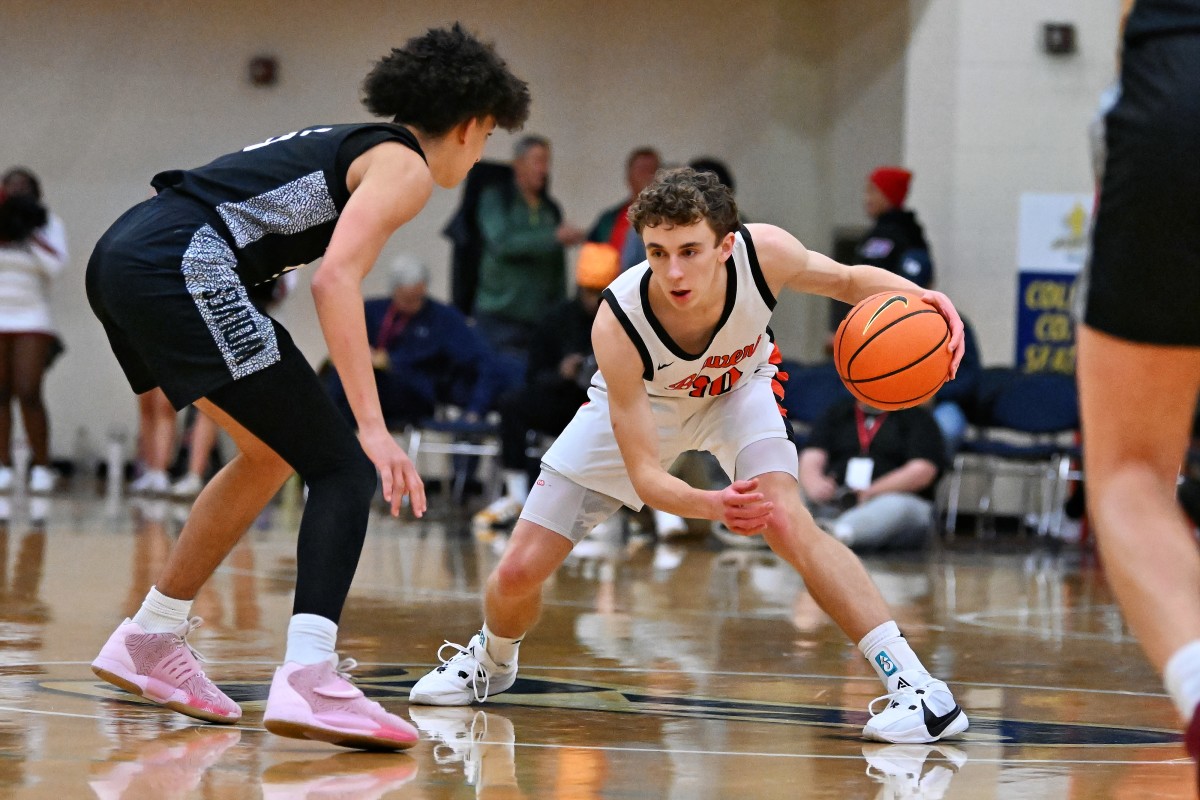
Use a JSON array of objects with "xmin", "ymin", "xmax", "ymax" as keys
[
  {"xmin": 359, "ymin": 427, "xmax": 427, "ymax": 518},
  {"xmin": 717, "ymin": 478, "xmax": 774, "ymax": 536},
  {"xmin": 920, "ymin": 290, "xmax": 965, "ymax": 379}
]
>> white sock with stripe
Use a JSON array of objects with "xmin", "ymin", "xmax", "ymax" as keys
[
  {"xmin": 481, "ymin": 623, "xmax": 522, "ymax": 669},
  {"xmin": 858, "ymin": 620, "xmax": 928, "ymax": 690}
]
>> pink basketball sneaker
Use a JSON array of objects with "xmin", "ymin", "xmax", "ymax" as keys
[
  {"xmin": 91, "ymin": 617, "xmax": 241, "ymax": 724},
  {"xmin": 1186, "ymin": 703, "xmax": 1200, "ymax": 793},
  {"xmin": 263, "ymin": 658, "xmax": 419, "ymax": 751}
]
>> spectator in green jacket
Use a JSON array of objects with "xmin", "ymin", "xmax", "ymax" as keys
[{"xmin": 473, "ymin": 135, "xmax": 585, "ymax": 360}]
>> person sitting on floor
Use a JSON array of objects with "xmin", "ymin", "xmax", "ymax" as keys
[{"xmin": 799, "ymin": 397, "xmax": 945, "ymax": 551}]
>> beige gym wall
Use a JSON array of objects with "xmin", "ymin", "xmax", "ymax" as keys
[{"xmin": 4, "ymin": 0, "xmax": 908, "ymax": 453}]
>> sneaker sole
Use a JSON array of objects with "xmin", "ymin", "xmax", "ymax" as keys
[
  {"xmin": 863, "ymin": 710, "xmax": 970, "ymax": 744},
  {"xmin": 409, "ymin": 690, "xmax": 476, "ymax": 706},
  {"xmin": 91, "ymin": 664, "xmax": 240, "ymax": 725},
  {"xmin": 263, "ymin": 718, "xmax": 418, "ymax": 751},
  {"xmin": 409, "ymin": 673, "xmax": 517, "ymax": 707}
]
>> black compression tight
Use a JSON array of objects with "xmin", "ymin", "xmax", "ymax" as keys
[{"xmin": 207, "ymin": 351, "xmax": 376, "ymax": 624}]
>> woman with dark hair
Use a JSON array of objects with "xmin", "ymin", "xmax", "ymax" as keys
[
  {"xmin": 86, "ymin": 23, "xmax": 530, "ymax": 750},
  {"xmin": 0, "ymin": 167, "xmax": 68, "ymax": 494}
]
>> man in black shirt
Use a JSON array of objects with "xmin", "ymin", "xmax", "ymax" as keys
[{"xmin": 799, "ymin": 398, "xmax": 945, "ymax": 550}]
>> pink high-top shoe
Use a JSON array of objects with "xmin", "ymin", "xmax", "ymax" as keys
[
  {"xmin": 1186, "ymin": 703, "xmax": 1200, "ymax": 793},
  {"xmin": 263, "ymin": 658, "xmax": 419, "ymax": 751},
  {"xmin": 91, "ymin": 617, "xmax": 241, "ymax": 724}
]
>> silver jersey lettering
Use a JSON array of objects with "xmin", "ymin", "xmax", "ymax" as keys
[{"xmin": 181, "ymin": 225, "xmax": 280, "ymax": 378}]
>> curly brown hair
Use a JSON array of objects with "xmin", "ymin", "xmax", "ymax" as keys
[
  {"xmin": 362, "ymin": 23, "xmax": 530, "ymax": 136},
  {"xmin": 628, "ymin": 167, "xmax": 739, "ymax": 241}
]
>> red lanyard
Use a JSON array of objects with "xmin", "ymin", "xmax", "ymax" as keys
[
  {"xmin": 855, "ymin": 406, "xmax": 888, "ymax": 454},
  {"xmin": 375, "ymin": 306, "xmax": 411, "ymax": 350}
]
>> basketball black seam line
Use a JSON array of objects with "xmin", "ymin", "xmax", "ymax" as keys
[
  {"xmin": 845, "ymin": 309, "xmax": 944, "ymax": 381},
  {"xmin": 846, "ymin": 308, "xmax": 941, "ymax": 378},
  {"xmin": 848, "ymin": 327, "xmax": 949, "ymax": 384}
]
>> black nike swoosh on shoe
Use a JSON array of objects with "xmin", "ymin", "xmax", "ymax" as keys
[{"xmin": 922, "ymin": 701, "xmax": 963, "ymax": 738}]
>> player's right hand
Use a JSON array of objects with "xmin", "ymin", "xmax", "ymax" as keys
[{"xmin": 717, "ymin": 478, "xmax": 774, "ymax": 535}]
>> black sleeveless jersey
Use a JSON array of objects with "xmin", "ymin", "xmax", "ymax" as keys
[
  {"xmin": 151, "ymin": 123, "xmax": 425, "ymax": 286},
  {"xmin": 1126, "ymin": 0, "xmax": 1200, "ymax": 41}
]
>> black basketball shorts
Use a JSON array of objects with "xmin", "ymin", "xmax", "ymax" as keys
[
  {"xmin": 1084, "ymin": 31, "xmax": 1200, "ymax": 346},
  {"xmin": 85, "ymin": 195, "xmax": 296, "ymax": 409}
]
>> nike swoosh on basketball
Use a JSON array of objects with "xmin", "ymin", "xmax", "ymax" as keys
[
  {"xmin": 922, "ymin": 701, "xmax": 963, "ymax": 738},
  {"xmin": 862, "ymin": 294, "xmax": 910, "ymax": 335}
]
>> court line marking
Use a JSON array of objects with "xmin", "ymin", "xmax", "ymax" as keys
[
  {"xmin": 9, "ymin": 660, "xmax": 1172, "ymax": 699},
  {"xmin": 953, "ymin": 606, "xmax": 1139, "ymax": 643},
  {"xmin": 0, "ymin": 705, "xmax": 1185, "ymax": 767}
]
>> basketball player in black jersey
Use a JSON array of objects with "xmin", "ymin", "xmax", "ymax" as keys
[
  {"xmin": 1079, "ymin": 0, "xmax": 1200, "ymax": 785},
  {"xmin": 85, "ymin": 24, "xmax": 530, "ymax": 750}
]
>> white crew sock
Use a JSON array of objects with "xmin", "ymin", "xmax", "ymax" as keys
[
  {"xmin": 481, "ymin": 623, "xmax": 522, "ymax": 669},
  {"xmin": 285, "ymin": 613, "xmax": 338, "ymax": 666},
  {"xmin": 504, "ymin": 470, "xmax": 530, "ymax": 503},
  {"xmin": 1165, "ymin": 640, "xmax": 1200, "ymax": 721},
  {"xmin": 132, "ymin": 586, "xmax": 192, "ymax": 633},
  {"xmin": 858, "ymin": 620, "xmax": 929, "ymax": 689}
]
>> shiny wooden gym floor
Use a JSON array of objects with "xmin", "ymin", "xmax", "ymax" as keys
[{"xmin": 0, "ymin": 485, "xmax": 1193, "ymax": 799}]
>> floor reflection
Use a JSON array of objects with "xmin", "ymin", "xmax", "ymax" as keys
[
  {"xmin": 259, "ymin": 751, "xmax": 418, "ymax": 800},
  {"xmin": 0, "ymin": 489, "xmax": 1191, "ymax": 798},
  {"xmin": 862, "ymin": 742, "xmax": 968, "ymax": 799},
  {"xmin": 89, "ymin": 725, "xmax": 241, "ymax": 800},
  {"xmin": 409, "ymin": 708, "xmax": 520, "ymax": 797}
]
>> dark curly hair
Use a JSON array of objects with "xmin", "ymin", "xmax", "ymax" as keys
[
  {"xmin": 362, "ymin": 23, "xmax": 530, "ymax": 136},
  {"xmin": 629, "ymin": 167, "xmax": 739, "ymax": 241}
]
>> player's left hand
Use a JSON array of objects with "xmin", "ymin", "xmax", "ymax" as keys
[
  {"xmin": 359, "ymin": 426, "xmax": 426, "ymax": 518},
  {"xmin": 920, "ymin": 290, "xmax": 965, "ymax": 379}
]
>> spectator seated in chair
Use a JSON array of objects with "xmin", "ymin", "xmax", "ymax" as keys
[
  {"xmin": 799, "ymin": 398, "xmax": 946, "ymax": 551},
  {"xmin": 474, "ymin": 243, "xmax": 621, "ymax": 530},
  {"xmin": 323, "ymin": 255, "xmax": 513, "ymax": 431}
]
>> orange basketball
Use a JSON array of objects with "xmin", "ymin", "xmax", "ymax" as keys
[{"xmin": 834, "ymin": 291, "xmax": 952, "ymax": 410}]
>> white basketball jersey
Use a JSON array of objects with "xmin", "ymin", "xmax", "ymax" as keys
[{"xmin": 599, "ymin": 226, "xmax": 778, "ymax": 402}]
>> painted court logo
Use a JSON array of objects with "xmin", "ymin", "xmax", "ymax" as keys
[{"xmin": 874, "ymin": 651, "xmax": 898, "ymax": 677}]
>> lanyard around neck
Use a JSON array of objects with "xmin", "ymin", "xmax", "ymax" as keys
[{"xmin": 854, "ymin": 405, "xmax": 888, "ymax": 454}]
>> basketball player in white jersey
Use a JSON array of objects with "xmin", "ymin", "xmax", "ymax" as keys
[{"xmin": 411, "ymin": 167, "xmax": 970, "ymax": 743}]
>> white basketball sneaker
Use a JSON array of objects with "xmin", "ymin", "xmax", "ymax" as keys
[
  {"xmin": 409, "ymin": 632, "xmax": 517, "ymax": 706},
  {"xmin": 863, "ymin": 670, "xmax": 969, "ymax": 744}
]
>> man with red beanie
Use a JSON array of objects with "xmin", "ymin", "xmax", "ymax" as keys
[
  {"xmin": 859, "ymin": 166, "xmax": 933, "ymax": 289},
  {"xmin": 827, "ymin": 166, "xmax": 935, "ymax": 336}
]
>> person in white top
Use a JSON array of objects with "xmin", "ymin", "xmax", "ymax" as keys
[
  {"xmin": 411, "ymin": 167, "xmax": 972, "ymax": 744},
  {"xmin": 0, "ymin": 168, "xmax": 68, "ymax": 493}
]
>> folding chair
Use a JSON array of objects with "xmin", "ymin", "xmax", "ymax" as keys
[
  {"xmin": 942, "ymin": 368, "xmax": 1079, "ymax": 538},
  {"xmin": 402, "ymin": 407, "xmax": 503, "ymax": 505}
]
